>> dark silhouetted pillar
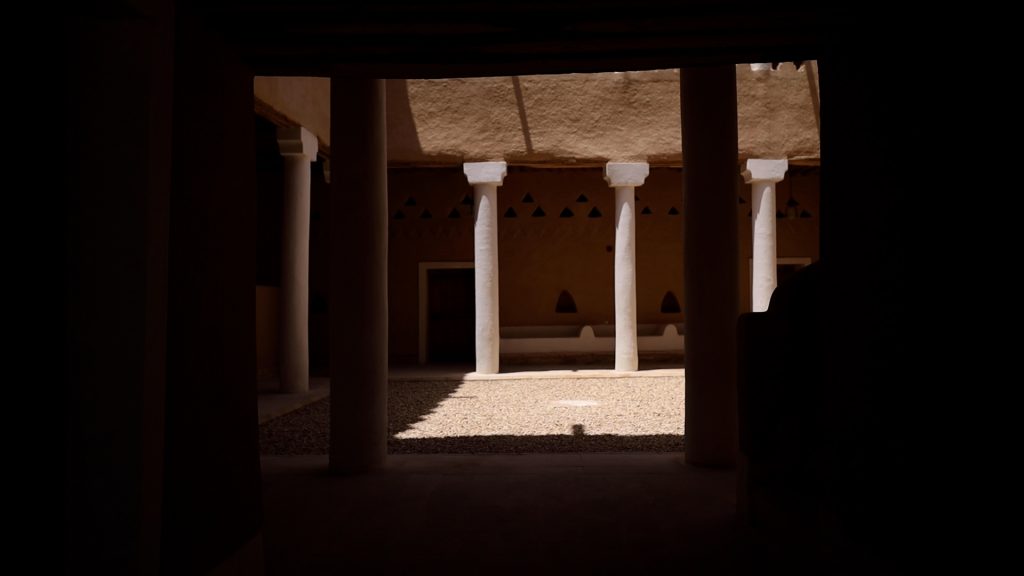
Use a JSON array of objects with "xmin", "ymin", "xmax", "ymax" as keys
[
  {"xmin": 681, "ymin": 65, "xmax": 739, "ymax": 468},
  {"xmin": 329, "ymin": 77, "xmax": 389, "ymax": 473},
  {"xmin": 815, "ymin": 28, "xmax": 913, "ymax": 568},
  {"xmin": 65, "ymin": 7, "xmax": 173, "ymax": 573},
  {"xmin": 161, "ymin": 12, "xmax": 263, "ymax": 574}
]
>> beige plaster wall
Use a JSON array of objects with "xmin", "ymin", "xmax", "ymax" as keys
[
  {"xmin": 252, "ymin": 164, "xmax": 819, "ymax": 365},
  {"xmin": 387, "ymin": 168, "xmax": 476, "ymax": 362},
  {"xmin": 253, "ymin": 69, "xmax": 822, "ymax": 363},
  {"xmin": 256, "ymin": 64, "xmax": 820, "ymax": 166},
  {"xmin": 735, "ymin": 64, "xmax": 820, "ymax": 163},
  {"xmin": 386, "ymin": 166, "xmax": 820, "ymax": 363}
]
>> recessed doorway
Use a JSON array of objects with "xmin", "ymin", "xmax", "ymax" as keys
[{"xmin": 418, "ymin": 262, "xmax": 475, "ymax": 364}]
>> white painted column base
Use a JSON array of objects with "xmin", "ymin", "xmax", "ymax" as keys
[
  {"xmin": 464, "ymin": 162, "xmax": 507, "ymax": 374},
  {"xmin": 605, "ymin": 162, "xmax": 649, "ymax": 371}
]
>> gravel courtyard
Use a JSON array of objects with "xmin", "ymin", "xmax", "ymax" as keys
[{"xmin": 260, "ymin": 374, "xmax": 685, "ymax": 454}]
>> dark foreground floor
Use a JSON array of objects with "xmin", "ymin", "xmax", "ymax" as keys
[{"xmin": 261, "ymin": 453, "xmax": 745, "ymax": 575}]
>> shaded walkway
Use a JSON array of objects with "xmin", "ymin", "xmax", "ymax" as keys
[{"xmin": 262, "ymin": 453, "xmax": 743, "ymax": 575}]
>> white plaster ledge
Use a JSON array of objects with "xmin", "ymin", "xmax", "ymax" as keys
[
  {"xmin": 277, "ymin": 125, "xmax": 318, "ymax": 159},
  {"xmin": 604, "ymin": 162, "xmax": 650, "ymax": 187},
  {"xmin": 500, "ymin": 324, "xmax": 684, "ymax": 355},
  {"xmin": 464, "ymin": 161, "xmax": 508, "ymax": 185},
  {"xmin": 741, "ymin": 159, "xmax": 788, "ymax": 183}
]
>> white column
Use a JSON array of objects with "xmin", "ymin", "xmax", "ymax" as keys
[
  {"xmin": 742, "ymin": 159, "xmax": 788, "ymax": 312},
  {"xmin": 604, "ymin": 162, "xmax": 649, "ymax": 371},
  {"xmin": 464, "ymin": 162, "xmax": 507, "ymax": 374},
  {"xmin": 276, "ymin": 126, "xmax": 318, "ymax": 393}
]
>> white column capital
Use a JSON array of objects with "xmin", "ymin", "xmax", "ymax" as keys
[
  {"xmin": 464, "ymin": 161, "xmax": 507, "ymax": 186},
  {"xmin": 604, "ymin": 162, "xmax": 649, "ymax": 188},
  {"xmin": 277, "ymin": 126, "xmax": 319, "ymax": 161},
  {"xmin": 741, "ymin": 159, "xmax": 788, "ymax": 184}
]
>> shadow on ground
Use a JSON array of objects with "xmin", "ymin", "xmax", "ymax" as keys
[
  {"xmin": 389, "ymin": 433, "xmax": 684, "ymax": 453},
  {"xmin": 262, "ymin": 453, "xmax": 741, "ymax": 575}
]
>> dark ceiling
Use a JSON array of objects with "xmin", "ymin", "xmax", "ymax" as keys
[{"xmin": 202, "ymin": 0, "xmax": 826, "ymax": 78}]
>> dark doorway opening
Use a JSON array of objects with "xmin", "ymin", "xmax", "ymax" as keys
[{"xmin": 427, "ymin": 268, "xmax": 475, "ymax": 363}]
